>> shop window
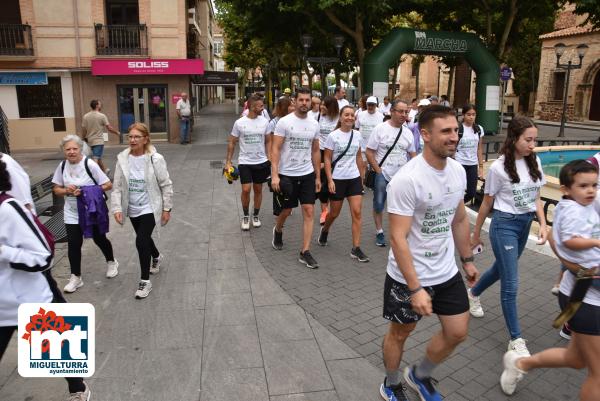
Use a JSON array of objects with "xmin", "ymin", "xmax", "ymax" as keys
[
  {"xmin": 553, "ymin": 71, "xmax": 566, "ymax": 101},
  {"xmin": 17, "ymin": 77, "xmax": 64, "ymax": 118}
]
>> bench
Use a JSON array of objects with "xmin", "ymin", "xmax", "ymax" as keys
[{"xmin": 30, "ymin": 175, "xmax": 67, "ymax": 243}]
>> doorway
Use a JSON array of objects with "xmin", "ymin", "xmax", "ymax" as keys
[
  {"xmin": 590, "ymin": 70, "xmax": 600, "ymax": 121},
  {"xmin": 118, "ymin": 85, "xmax": 168, "ymax": 141}
]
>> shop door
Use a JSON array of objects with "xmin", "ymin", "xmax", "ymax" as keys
[{"xmin": 118, "ymin": 86, "xmax": 168, "ymax": 141}]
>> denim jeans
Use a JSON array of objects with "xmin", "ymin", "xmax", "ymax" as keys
[
  {"xmin": 373, "ymin": 173, "xmax": 388, "ymax": 213},
  {"xmin": 179, "ymin": 118, "xmax": 190, "ymax": 142},
  {"xmin": 471, "ymin": 210, "xmax": 534, "ymax": 339}
]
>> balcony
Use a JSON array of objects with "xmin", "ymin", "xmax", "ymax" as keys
[
  {"xmin": 0, "ymin": 24, "xmax": 34, "ymax": 58},
  {"xmin": 95, "ymin": 24, "xmax": 147, "ymax": 56}
]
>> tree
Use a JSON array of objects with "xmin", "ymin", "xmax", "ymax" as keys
[{"xmin": 571, "ymin": 0, "xmax": 600, "ymax": 27}]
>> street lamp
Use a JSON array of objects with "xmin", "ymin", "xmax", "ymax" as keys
[
  {"xmin": 301, "ymin": 33, "xmax": 345, "ymax": 96},
  {"xmin": 554, "ymin": 42, "xmax": 588, "ymax": 137}
]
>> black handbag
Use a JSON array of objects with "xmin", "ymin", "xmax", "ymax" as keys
[{"xmin": 364, "ymin": 128, "xmax": 403, "ymax": 189}]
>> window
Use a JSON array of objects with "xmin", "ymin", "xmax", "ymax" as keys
[
  {"xmin": 553, "ymin": 71, "xmax": 566, "ymax": 101},
  {"xmin": 411, "ymin": 62, "xmax": 420, "ymax": 77},
  {"xmin": 214, "ymin": 41, "xmax": 223, "ymax": 56},
  {"xmin": 17, "ymin": 77, "xmax": 64, "ymax": 118}
]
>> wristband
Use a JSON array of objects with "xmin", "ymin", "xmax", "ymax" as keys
[
  {"xmin": 163, "ymin": 208, "xmax": 172, "ymax": 212},
  {"xmin": 460, "ymin": 255, "xmax": 474, "ymax": 264},
  {"xmin": 408, "ymin": 285, "xmax": 423, "ymax": 295}
]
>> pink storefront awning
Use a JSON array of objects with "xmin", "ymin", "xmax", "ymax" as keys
[{"xmin": 91, "ymin": 59, "xmax": 204, "ymax": 76}]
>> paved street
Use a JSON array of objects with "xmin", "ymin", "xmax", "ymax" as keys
[{"xmin": 0, "ymin": 103, "xmax": 587, "ymax": 401}]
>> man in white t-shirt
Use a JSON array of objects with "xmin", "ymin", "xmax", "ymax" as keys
[
  {"xmin": 176, "ymin": 92, "xmax": 192, "ymax": 144},
  {"xmin": 334, "ymin": 86, "xmax": 349, "ymax": 110},
  {"xmin": 378, "ymin": 105, "xmax": 479, "ymax": 401},
  {"xmin": 271, "ymin": 88, "xmax": 321, "ymax": 269},
  {"xmin": 356, "ymin": 96, "xmax": 384, "ymax": 153},
  {"xmin": 379, "ymin": 96, "xmax": 391, "ymax": 116},
  {"xmin": 225, "ymin": 94, "xmax": 271, "ymax": 231},
  {"xmin": 366, "ymin": 100, "xmax": 416, "ymax": 247}
]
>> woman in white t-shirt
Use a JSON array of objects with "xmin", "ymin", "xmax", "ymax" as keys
[
  {"xmin": 318, "ymin": 105, "xmax": 369, "ymax": 262},
  {"xmin": 52, "ymin": 135, "xmax": 116, "ymax": 294},
  {"xmin": 111, "ymin": 123, "xmax": 173, "ymax": 299},
  {"xmin": 455, "ymin": 104, "xmax": 484, "ymax": 203},
  {"xmin": 469, "ymin": 116, "xmax": 548, "ymax": 356},
  {"xmin": 317, "ymin": 96, "xmax": 340, "ymax": 224}
]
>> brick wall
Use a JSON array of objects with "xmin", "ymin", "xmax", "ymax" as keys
[{"xmin": 536, "ymin": 101, "xmax": 575, "ymax": 121}]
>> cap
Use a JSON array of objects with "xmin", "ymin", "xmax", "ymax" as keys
[
  {"xmin": 283, "ymin": 88, "xmax": 291, "ymax": 94},
  {"xmin": 366, "ymin": 96, "xmax": 378, "ymax": 104},
  {"xmin": 418, "ymin": 99, "xmax": 431, "ymax": 107},
  {"xmin": 428, "ymin": 95, "xmax": 438, "ymax": 101}
]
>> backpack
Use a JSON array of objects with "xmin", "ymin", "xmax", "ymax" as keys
[
  {"xmin": 0, "ymin": 192, "xmax": 55, "ymax": 257},
  {"xmin": 61, "ymin": 157, "xmax": 108, "ymax": 200},
  {"xmin": 458, "ymin": 123, "xmax": 482, "ymax": 143}
]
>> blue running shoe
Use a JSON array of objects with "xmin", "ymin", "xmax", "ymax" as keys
[
  {"xmin": 404, "ymin": 366, "xmax": 442, "ymax": 401},
  {"xmin": 379, "ymin": 378, "xmax": 409, "ymax": 401},
  {"xmin": 376, "ymin": 232, "xmax": 386, "ymax": 247}
]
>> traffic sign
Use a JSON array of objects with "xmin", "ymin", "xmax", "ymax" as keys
[{"xmin": 500, "ymin": 67, "xmax": 512, "ymax": 81}]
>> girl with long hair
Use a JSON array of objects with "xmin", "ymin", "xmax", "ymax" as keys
[
  {"xmin": 455, "ymin": 104, "xmax": 484, "ymax": 203},
  {"xmin": 468, "ymin": 115, "xmax": 548, "ymax": 356},
  {"xmin": 317, "ymin": 96, "xmax": 339, "ymax": 224}
]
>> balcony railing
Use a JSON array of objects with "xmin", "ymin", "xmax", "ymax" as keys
[
  {"xmin": 0, "ymin": 24, "xmax": 34, "ymax": 56},
  {"xmin": 95, "ymin": 24, "xmax": 147, "ymax": 56}
]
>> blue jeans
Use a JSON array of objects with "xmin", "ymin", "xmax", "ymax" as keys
[
  {"xmin": 91, "ymin": 144, "xmax": 104, "ymax": 159},
  {"xmin": 471, "ymin": 210, "xmax": 534, "ymax": 339},
  {"xmin": 373, "ymin": 173, "xmax": 388, "ymax": 213},
  {"xmin": 179, "ymin": 118, "xmax": 190, "ymax": 142}
]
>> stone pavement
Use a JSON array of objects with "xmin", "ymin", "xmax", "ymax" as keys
[{"xmin": 0, "ymin": 103, "xmax": 585, "ymax": 401}]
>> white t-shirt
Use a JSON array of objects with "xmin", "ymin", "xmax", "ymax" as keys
[
  {"xmin": 324, "ymin": 129, "xmax": 362, "ymax": 180},
  {"xmin": 242, "ymin": 109, "xmax": 270, "ymax": 120},
  {"xmin": 274, "ymin": 113, "xmax": 320, "ymax": 177},
  {"xmin": 455, "ymin": 124, "xmax": 484, "ymax": 166},
  {"xmin": 318, "ymin": 115, "xmax": 338, "ymax": 150},
  {"xmin": 408, "ymin": 108, "xmax": 418, "ymax": 123},
  {"xmin": 387, "ymin": 155, "xmax": 467, "ymax": 286},
  {"xmin": 266, "ymin": 117, "xmax": 279, "ymax": 134},
  {"xmin": 485, "ymin": 156, "xmax": 545, "ymax": 214},
  {"xmin": 230, "ymin": 115, "xmax": 269, "ymax": 165},
  {"xmin": 51, "ymin": 158, "xmax": 109, "ymax": 224},
  {"xmin": 176, "ymin": 99, "xmax": 191, "ymax": 117},
  {"xmin": 127, "ymin": 154, "xmax": 153, "ymax": 218},
  {"xmin": 553, "ymin": 199, "xmax": 600, "ymax": 269},
  {"xmin": 1, "ymin": 153, "xmax": 34, "ymax": 213},
  {"xmin": 355, "ymin": 110, "xmax": 384, "ymax": 151},
  {"xmin": 308, "ymin": 110, "xmax": 320, "ymax": 120},
  {"xmin": 337, "ymin": 98, "xmax": 349, "ymax": 110},
  {"xmin": 379, "ymin": 103, "xmax": 391, "ymax": 115},
  {"xmin": 366, "ymin": 122, "xmax": 415, "ymax": 182}
]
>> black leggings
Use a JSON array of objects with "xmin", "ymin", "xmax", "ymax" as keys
[
  {"xmin": 0, "ymin": 271, "xmax": 85, "ymax": 394},
  {"xmin": 463, "ymin": 164, "xmax": 479, "ymax": 204},
  {"xmin": 66, "ymin": 224, "xmax": 114, "ymax": 276},
  {"xmin": 130, "ymin": 213, "xmax": 160, "ymax": 280}
]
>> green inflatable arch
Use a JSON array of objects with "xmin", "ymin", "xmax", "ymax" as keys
[{"xmin": 363, "ymin": 28, "xmax": 500, "ymax": 134}]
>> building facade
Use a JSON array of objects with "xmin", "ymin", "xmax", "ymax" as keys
[
  {"xmin": 535, "ymin": 4, "xmax": 600, "ymax": 122},
  {"xmin": 0, "ymin": 0, "xmax": 213, "ymax": 150}
]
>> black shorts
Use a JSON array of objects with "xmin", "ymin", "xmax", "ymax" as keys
[
  {"xmin": 239, "ymin": 161, "xmax": 271, "ymax": 184},
  {"xmin": 277, "ymin": 172, "xmax": 316, "ymax": 209},
  {"xmin": 558, "ymin": 292, "xmax": 600, "ymax": 336},
  {"xmin": 383, "ymin": 272, "xmax": 469, "ymax": 324},
  {"xmin": 329, "ymin": 177, "xmax": 363, "ymax": 201}
]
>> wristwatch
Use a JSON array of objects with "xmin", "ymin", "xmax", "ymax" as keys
[{"xmin": 460, "ymin": 255, "xmax": 474, "ymax": 264}]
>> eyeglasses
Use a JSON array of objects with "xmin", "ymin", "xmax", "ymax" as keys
[
  {"xmin": 129, "ymin": 135, "xmax": 145, "ymax": 141},
  {"xmin": 392, "ymin": 109, "xmax": 410, "ymax": 114}
]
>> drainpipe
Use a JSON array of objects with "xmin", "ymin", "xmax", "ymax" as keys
[{"xmin": 73, "ymin": 0, "xmax": 85, "ymax": 136}]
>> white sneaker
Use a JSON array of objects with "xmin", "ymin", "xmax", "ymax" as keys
[
  {"xmin": 508, "ymin": 338, "xmax": 530, "ymax": 356},
  {"xmin": 150, "ymin": 254, "xmax": 163, "ymax": 274},
  {"xmin": 106, "ymin": 259, "xmax": 119, "ymax": 278},
  {"xmin": 500, "ymin": 350, "xmax": 526, "ymax": 395},
  {"xmin": 67, "ymin": 381, "xmax": 91, "ymax": 401},
  {"xmin": 64, "ymin": 275, "xmax": 84, "ymax": 293},
  {"xmin": 135, "ymin": 280, "xmax": 152, "ymax": 299},
  {"xmin": 252, "ymin": 215, "xmax": 261, "ymax": 228},
  {"xmin": 467, "ymin": 288, "xmax": 484, "ymax": 318},
  {"xmin": 241, "ymin": 216, "xmax": 250, "ymax": 231}
]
